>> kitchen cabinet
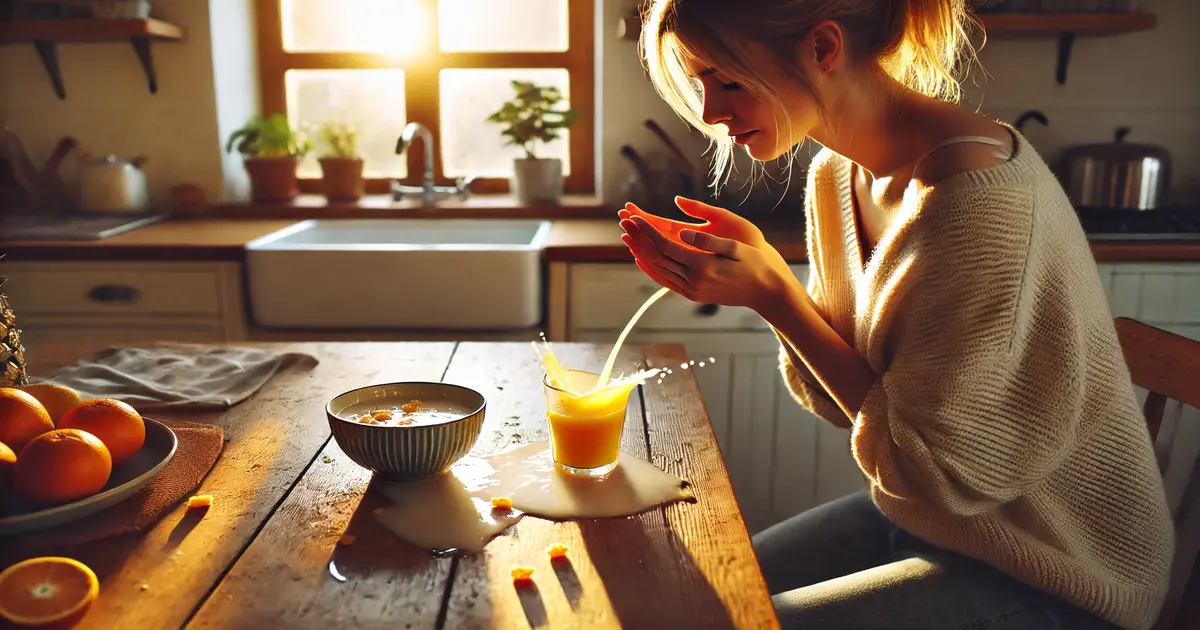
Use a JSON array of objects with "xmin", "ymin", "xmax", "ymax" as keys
[
  {"xmin": 558, "ymin": 260, "xmax": 1200, "ymax": 534},
  {"xmin": 3, "ymin": 261, "xmax": 248, "ymax": 351}
]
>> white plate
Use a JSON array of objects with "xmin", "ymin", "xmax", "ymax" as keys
[{"xmin": 0, "ymin": 418, "xmax": 178, "ymax": 536}]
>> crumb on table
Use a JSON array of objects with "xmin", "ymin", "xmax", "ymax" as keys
[
  {"xmin": 187, "ymin": 494, "xmax": 212, "ymax": 509},
  {"xmin": 546, "ymin": 542, "xmax": 569, "ymax": 559},
  {"xmin": 510, "ymin": 566, "xmax": 535, "ymax": 582},
  {"xmin": 491, "ymin": 496, "xmax": 513, "ymax": 510}
]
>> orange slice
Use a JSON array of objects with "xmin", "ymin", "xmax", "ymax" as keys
[{"xmin": 0, "ymin": 557, "xmax": 99, "ymax": 629}]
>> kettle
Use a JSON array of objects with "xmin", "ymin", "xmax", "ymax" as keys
[
  {"xmin": 80, "ymin": 154, "xmax": 149, "ymax": 213},
  {"xmin": 1059, "ymin": 127, "xmax": 1171, "ymax": 211}
]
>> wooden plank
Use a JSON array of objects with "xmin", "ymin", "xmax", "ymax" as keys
[
  {"xmin": 0, "ymin": 18, "xmax": 186, "ymax": 44},
  {"xmin": 643, "ymin": 344, "xmax": 780, "ymax": 630},
  {"xmin": 183, "ymin": 343, "xmax": 457, "ymax": 629},
  {"xmin": 439, "ymin": 341, "xmax": 655, "ymax": 628},
  {"xmin": 4, "ymin": 342, "xmax": 451, "ymax": 630}
]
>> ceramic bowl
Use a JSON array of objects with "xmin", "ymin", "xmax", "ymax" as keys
[{"xmin": 326, "ymin": 382, "xmax": 486, "ymax": 481}]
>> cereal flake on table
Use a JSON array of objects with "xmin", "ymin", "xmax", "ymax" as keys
[
  {"xmin": 546, "ymin": 542, "xmax": 569, "ymax": 559},
  {"xmin": 510, "ymin": 566, "xmax": 535, "ymax": 582},
  {"xmin": 491, "ymin": 496, "xmax": 513, "ymax": 510},
  {"xmin": 187, "ymin": 494, "xmax": 212, "ymax": 509}
]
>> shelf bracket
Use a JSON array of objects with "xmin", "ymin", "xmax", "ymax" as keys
[
  {"xmin": 129, "ymin": 36, "xmax": 158, "ymax": 94},
  {"xmin": 1055, "ymin": 32, "xmax": 1075, "ymax": 85},
  {"xmin": 32, "ymin": 39, "xmax": 66, "ymax": 100}
]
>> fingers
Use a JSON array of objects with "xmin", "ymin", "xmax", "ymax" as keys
[
  {"xmin": 634, "ymin": 252, "xmax": 692, "ymax": 297},
  {"xmin": 619, "ymin": 233, "xmax": 693, "ymax": 296},
  {"xmin": 679, "ymin": 229, "xmax": 741, "ymax": 260},
  {"xmin": 674, "ymin": 196, "xmax": 733, "ymax": 223},
  {"xmin": 620, "ymin": 231, "xmax": 690, "ymax": 280},
  {"xmin": 621, "ymin": 216, "xmax": 704, "ymax": 268}
]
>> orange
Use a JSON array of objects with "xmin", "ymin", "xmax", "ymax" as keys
[
  {"xmin": 58, "ymin": 399, "xmax": 144, "ymax": 467},
  {"xmin": 0, "ymin": 556, "xmax": 99, "ymax": 629},
  {"xmin": 13, "ymin": 430, "xmax": 111, "ymax": 506},
  {"xmin": 0, "ymin": 388, "xmax": 55, "ymax": 455},
  {"xmin": 20, "ymin": 384, "xmax": 83, "ymax": 424},
  {"xmin": 0, "ymin": 441, "xmax": 14, "ymax": 502}
]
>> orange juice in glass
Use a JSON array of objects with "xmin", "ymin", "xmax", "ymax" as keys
[{"xmin": 542, "ymin": 369, "xmax": 637, "ymax": 477}]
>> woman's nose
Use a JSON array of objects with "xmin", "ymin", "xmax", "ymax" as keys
[{"xmin": 700, "ymin": 91, "xmax": 731, "ymax": 127}]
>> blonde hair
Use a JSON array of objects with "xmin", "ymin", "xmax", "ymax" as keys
[{"xmin": 641, "ymin": 0, "xmax": 980, "ymax": 190}]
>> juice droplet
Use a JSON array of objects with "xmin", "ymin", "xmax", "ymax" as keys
[
  {"xmin": 689, "ymin": 360, "xmax": 695, "ymax": 365},
  {"xmin": 698, "ymin": 362, "xmax": 706, "ymax": 367},
  {"xmin": 708, "ymin": 357, "xmax": 716, "ymax": 363},
  {"xmin": 679, "ymin": 363, "xmax": 688, "ymax": 369}
]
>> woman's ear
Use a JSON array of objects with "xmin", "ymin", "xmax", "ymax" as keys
[{"xmin": 807, "ymin": 20, "xmax": 845, "ymax": 73}]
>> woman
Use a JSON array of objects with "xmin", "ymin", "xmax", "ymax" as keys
[{"xmin": 618, "ymin": 1, "xmax": 1175, "ymax": 629}]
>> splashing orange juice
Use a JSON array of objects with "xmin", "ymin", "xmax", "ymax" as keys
[{"xmin": 542, "ymin": 369, "xmax": 639, "ymax": 475}]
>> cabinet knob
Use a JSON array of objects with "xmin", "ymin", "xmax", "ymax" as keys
[
  {"xmin": 695, "ymin": 303, "xmax": 720, "ymax": 317},
  {"xmin": 87, "ymin": 284, "xmax": 142, "ymax": 304}
]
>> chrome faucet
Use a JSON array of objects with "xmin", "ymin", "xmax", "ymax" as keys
[{"xmin": 392, "ymin": 122, "xmax": 473, "ymax": 205}]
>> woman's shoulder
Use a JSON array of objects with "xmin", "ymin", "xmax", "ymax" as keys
[{"xmin": 806, "ymin": 146, "xmax": 845, "ymax": 185}]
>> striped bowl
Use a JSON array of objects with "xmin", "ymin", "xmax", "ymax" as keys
[{"xmin": 326, "ymin": 382, "xmax": 486, "ymax": 481}]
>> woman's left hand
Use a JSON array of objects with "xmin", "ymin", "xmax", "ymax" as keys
[{"xmin": 619, "ymin": 214, "xmax": 796, "ymax": 314}]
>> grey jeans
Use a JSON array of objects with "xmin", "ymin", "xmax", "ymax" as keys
[{"xmin": 753, "ymin": 492, "xmax": 1117, "ymax": 629}]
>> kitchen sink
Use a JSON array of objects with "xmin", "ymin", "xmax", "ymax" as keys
[{"xmin": 245, "ymin": 219, "xmax": 551, "ymax": 330}]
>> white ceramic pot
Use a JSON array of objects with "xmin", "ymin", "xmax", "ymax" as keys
[{"xmin": 511, "ymin": 157, "xmax": 563, "ymax": 205}]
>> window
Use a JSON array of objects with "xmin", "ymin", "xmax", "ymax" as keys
[{"xmin": 255, "ymin": 0, "xmax": 594, "ymax": 195}]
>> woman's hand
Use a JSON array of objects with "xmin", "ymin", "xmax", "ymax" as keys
[
  {"xmin": 619, "ymin": 203, "xmax": 799, "ymax": 314},
  {"xmin": 618, "ymin": 196, "xmax": 771, "ymax": 252}
]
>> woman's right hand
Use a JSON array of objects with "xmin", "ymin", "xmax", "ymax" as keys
[
  {"xmin": 620, "ymin": 196, "xmax": 791, "ymax": 278},
  {"xmin": 618, "ymin": 196, "xmax": 770, "ymax": 251}
]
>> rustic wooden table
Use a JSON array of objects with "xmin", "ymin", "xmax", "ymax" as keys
[{"xmin": 6, "ymin": 341, "xmax": 778, "ymax": 629}]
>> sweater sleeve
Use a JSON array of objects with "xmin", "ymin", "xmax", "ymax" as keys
[
  {"xmin": 851, "ymin": 188, "xmax": 1083, "ymax": 516},
  {"xmin": 776, "ymin": 155, "xmax": 854, "ymax": 429}
]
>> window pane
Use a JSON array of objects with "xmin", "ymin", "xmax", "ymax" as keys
[
  {"xmin": 282, "ymin": 0, "xmax": 430, "ymax": 54},
  {"xmin": 438, "ymin": 0, "xmax": 567, "ymax": 52},
  {"xmin": 440, "ymin": 68, "xmax": 571, "ymax": 179},
  {"xmin": 285, "ymin": 69, "xmax": 408, "ymax": 178}
]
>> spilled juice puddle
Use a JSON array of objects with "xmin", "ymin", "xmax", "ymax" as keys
[
  {"xmin": 372, "ymin": 287, "xmax": 700, "ymax": 554},
  {"xmin": 373, "ymin": 442, "xmax": 692, "ymax": 554}
]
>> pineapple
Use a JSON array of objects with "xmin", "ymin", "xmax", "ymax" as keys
[{"xmin": 0, "ymin": 256, "xmax": 27, "ymax": 388}]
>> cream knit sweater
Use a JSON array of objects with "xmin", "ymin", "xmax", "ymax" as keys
[{"xmin": 776, "ymin": 127, "xmax": 1175, "ymax": 630}]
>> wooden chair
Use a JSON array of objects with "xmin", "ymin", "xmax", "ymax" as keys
[{"xmin": 1114, "ymin": 317, "xmax": 1200, "ymax": 630}]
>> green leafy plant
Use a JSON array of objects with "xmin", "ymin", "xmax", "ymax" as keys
[
  {"xmin": 225, "ymin": 114, "xmax": 311, "ymax": 158},
  {"xmin": 485, "ymin": 81, "xmax": 578, "ymax": 159},
  {"xmin": 317, "ymin": 121, "xmax": 360, "ymax": 159}
]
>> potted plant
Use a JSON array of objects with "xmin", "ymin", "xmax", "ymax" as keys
[
  {"xmin": 316, "ymin": 121, "xmax": 364, "ymax": 201},
  {"xmin": 486, "ymin": 81, "xmax": 578, "ymax": 204},
  {"xmin": 225, "ymin": 114, "xmax": 311, "ymax": 202}
]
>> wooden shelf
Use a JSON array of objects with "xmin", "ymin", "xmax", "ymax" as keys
[
  {"xmin": 977, "ymin": 12, "xmax": 1157, "ymax": 36},
  {"xmin": 0, "ymin": 18, "xmax": 185, "ymax": 43},
  {"xmin": 618, "ymin": 12, "xmax": 1157, "ymax": 85},
  {"xmin": 0, "ymin": 18, "xmax": 186, "ymax": 99}
]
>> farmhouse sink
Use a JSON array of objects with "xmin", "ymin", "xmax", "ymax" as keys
[{"xmin": 245, "ymin": 219, "xmax": 551, "ymax": 330}]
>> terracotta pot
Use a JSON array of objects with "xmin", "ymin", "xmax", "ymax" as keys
[
  {"xmin": 319, "ymin": 157, "xmax": 365, "ymax": 201},
  {"xmin": 244, "ymin": 156, "xmax": 299, "ymax": 202}
]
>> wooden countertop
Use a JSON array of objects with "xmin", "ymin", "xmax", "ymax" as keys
[
  {"xmin": 1, "ymin": 219, "xmax": 298, "ymax": 261},
  {"xmin": 4, "ymin": 217, "xmax": 1200, "ymax": 263},
  {"xmin": 7, "ymin": 341, "xmax": 777, "ymax": 630}
]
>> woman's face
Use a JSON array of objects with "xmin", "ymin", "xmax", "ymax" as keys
[{"xmin": 682, "ymin": 40, "xmax": 823, "ymax": 161}]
